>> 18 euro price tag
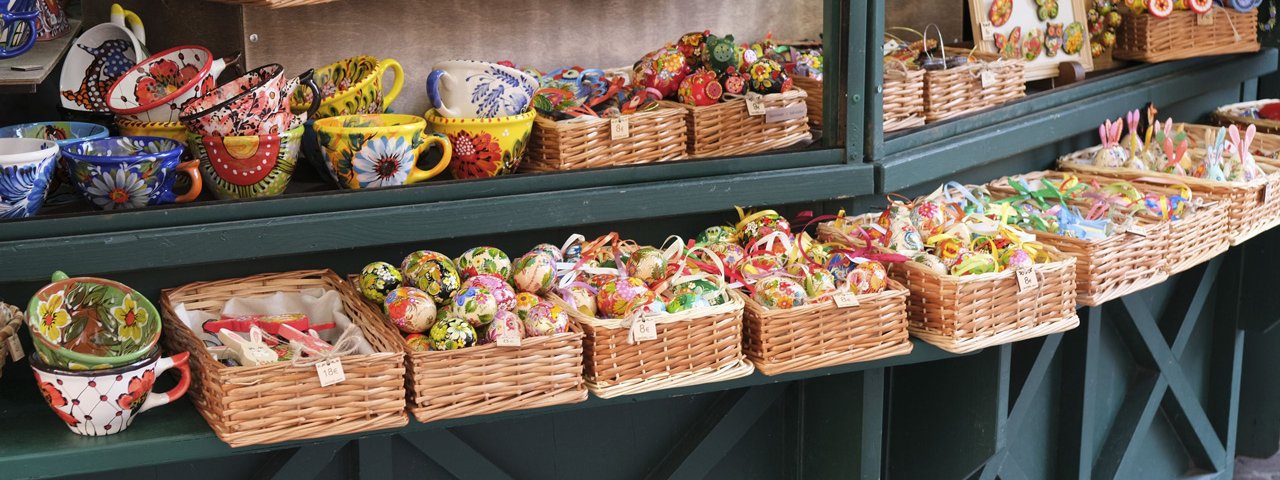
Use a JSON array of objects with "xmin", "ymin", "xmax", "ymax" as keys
[{"xmin": 316, "ymin": 358, "xmax": 346, "ymax": 387}]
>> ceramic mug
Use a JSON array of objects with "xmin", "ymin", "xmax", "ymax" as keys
[
  {"xmin": 31, "ymin": 350, "xmax": 190, "ymax": 436},
  {"xmin": 0, "ymin": 121, "xmax": 110, "ymax": 147},
  {"xmin": 0, "ymin": 0, "xmax": 38, "ymax": 59},
  {"xmin": 427, "ymin": 60, "xmax": 538, "ymax": 119},
  {"xmin": 424, "ymin": 109, "xmax": 534, "ymax": 179},
  {"xmin": 0, "ymin": 138, "xmax": 58, "ymax": 218},
  {"xmin": 61, "ymin": 136, "xmax": 202, "ymax": 210},
  {"xmin": 180, "ymin": 64, "xmax": 320, "ymax": 137},
  {"xmin": 313, "ymin": 114, "xmax": 452, "ymax": 189},
  {"xmin": 187, "ymin": 125, "xmax": 303, "ymax": 199},
  {"xmin": 26, "ymin": 271, "xmax": 163, "ymax": 369},
  {"xmin": 59, "ymin": 3, "xmax": 147, "ymax": 112},
  {"xmin": 291, "ymin": 56, "xmax": 403, "ymax": 119},
  {"xmin": 115, "ymin": 118, "xmax": 188, "ymax": 144},
  {"xmin": 107, "ymin": 45, "xmax": 240, "ymax": 123}
]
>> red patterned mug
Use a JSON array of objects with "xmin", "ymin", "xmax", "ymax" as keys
[{"xmin": 30, "ymin": 350, "xmax": 190, "ymax": 436}]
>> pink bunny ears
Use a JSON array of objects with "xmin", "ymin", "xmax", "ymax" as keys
[
  {"xmin": 1126, "ymin": 109, "xmax": 1141, "ymax": 135},
  {"xmin": 1228, "ymin": 124, "xmax": 1256, "ymax": 156},
  {"xmin": 1098, "ymin": 117, "xmax": 1123, "ymax": 146}
]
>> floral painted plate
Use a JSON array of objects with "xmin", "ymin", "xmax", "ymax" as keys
[{"xmin": 26, "ymin": 271, "xmax": 160, "ymax": 370}]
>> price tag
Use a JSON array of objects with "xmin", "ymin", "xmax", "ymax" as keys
[
  {"xmin": 610, "ymin": 116, "xmax": 630, "ymax": 140},
  {"xmin": 630, "ymin": 317, "xmax": 657, "ymax": 343},
  {"xmin": 6, "ymin": 334, "xmax": 22, "ymax": 362},
  {"xmin": 1015, "ymin": 267, "xmax": 1038, "ymax": 293},
  {"xmin": 1262, "ymin": 183, "xmax": 1274, "ymax": 203},
  {"xmin": 980, "ymin": 70, "xmax": 996, "ymax": 88},
  {"xmin": 496, "ymin": 332, "xmax": 522, "ymax": 347},
  {"xmin": 833, "ymin": 292, "xmax": 861, "ymax": 308},
  {"xmin": 745, "ymin": 93, "xmax": 766, "ymax": 116},
  {"xmin": 1126, "ymin": 224, "xmax": 1150, "ymax": 237},
  {"xmin": 765, "ymin": 103, "xmax": 808, "ymax": 124},
  {"xmin": 1197, "ymin": 10, "xmax": 1214, "ymax": 26},
  {"xmin": 315, "ymin": 358, "xmax": 346, "ymax": 387},
  {"xmin": 980, "ymin": 21, "xmax": 995, "ymax": 41}
]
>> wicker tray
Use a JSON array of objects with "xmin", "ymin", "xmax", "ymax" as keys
[
  {"xmin": 667, "ymin": 89, "xmax": 811, "ymax": 158},
  {"xmin": 1212, "ymin": 99, "xmax": 1280, "ymax": 135},
  {"xmin": 159, "ymin": 270, "xmax": 408, "ymax": 447},
  {"xmin": 346, "ymin": 276, "xmax": 587, "ymax": 423},
  {"xmin": 742, "ymin": 279, "xmax": 912, "ymax": 376},
  {"xmin": 791, "ymin": 75, "xmax": 824, "ymax": 131},
  {"xmin": 522, "ymin": 106, "xmax": 688, "ymax": 172},
  {"xmin": 884, "ymin": 66, "xmax": 925, "ymax": 133},
  {"xmin": 984, "ymin": 173, "xmax": 1170, "ymax": 305},
  {"xmin": 0, "ymin": 303, "xmax": 23, "ymax": 383},
  {"xmin": 1114, "ymin": 7, "xmax": 1260, "ymax": 63},
  {"xmin": 549, "ymin": 291, "xmax": 753, "ymax": 399},
  {"xmin": 818, "ymin": 221, "xmax": 1079, "ymax": 354},
  {"xmin": 1058, "ymin": 142, "xmax": 1280, "ymax": 246},
  {"xmin": 923, "ymin": 52, "xmax": 1025, "ymax": 123}
]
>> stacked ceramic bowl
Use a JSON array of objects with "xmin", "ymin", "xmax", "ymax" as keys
[
  {"xmin": 0, "ymin": 137, "xmax": 60, "ymax": 219},
  {"xmin": 424, "ymin": 60, "xmax": 538, "ymax": 180}
]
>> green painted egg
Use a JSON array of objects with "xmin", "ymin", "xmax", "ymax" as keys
[
  {"xmin": 400, "ymin": 250, "xmax": 461, "ymax": 304},
  {"xmin": 428, "ymin": 317, "xmax": 477, "ymax": 350},
  {"xmin": 697, "ymin": 225, "xmax": 738, "ymax": 245},
  {"xmin": 513, "ymin": 252, "xmax": 556, "ymax": 294},
  {"xmin": 358, "ymin": 261, "xmax": 403, "ymax": 303}
]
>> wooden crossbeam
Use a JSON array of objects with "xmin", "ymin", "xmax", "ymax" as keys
[
  {"xmin": 358, "ymin": 436, "xmax": 393, "ymax": 479},
  {"xmin": 979, "ymin": 335, "xmax": 1063, "ymax": 480},
  {"xmin": 645, "ymin": 384, "xmax": 788, "ymax": 480},
  {"xmin": 253, "ymin": 441, "xmax": 348, "ymax": 480},
  {"xmin": 402, "ymin": 430, "xmax": 515, "ymax": 480}
]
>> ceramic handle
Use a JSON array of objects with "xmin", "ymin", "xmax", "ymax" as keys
[
  {"xmin": 405, "ymin": 133, "xmax": 452, "ymax": 184},
  {"xmin": 173, "ymin": 160, "xmax": 203, "ymax": 203},
  {"xmin": 110, "ymin": 4, "xmax": 146, "ymax": 46},
  {"xmin": 138, "ymin": 352, "xmax": 191, "ymax": 414},
  {"xmin": 295, "ymin": 68, "xmax": 321, "ymax": 120},
  {"xmin": 426, "ymin": 70, "xmax": 459, "ymax": 118},
  {"xmin": 208, "ymin": 52, "xmax": 243, "ymax": 84},
  {"xmin": 378, "ymin": 59, "xmax": 404, "ymax": 112}
]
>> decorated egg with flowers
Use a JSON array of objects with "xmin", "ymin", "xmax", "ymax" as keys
[
  {"xmin": 455, "ymin": 246, "xmax": 512, "ymax": 282},
  {"xmin": 405, "ymin": 333, "xmax": 431, "ymax": 352},
  {"xmin": 678, "ymin": 68, "xmax": 724, "ymax": 107},
  {"xmin": 707, "ymin": 242, "xmax": 746, "ymax": 269},
  {"xmin": 670, "ymin": 277, "xmax": 725, "ymax": 305},
  {"xmin": 677, "ymin": 30, "xmax": 711, "ymax": 66},
  {"xmin": 933, "ymin": 237, "xmax": 966, "ymax": 266},
  {"xmin": 739, "ymin": 212, "xmax": 791, "ymax": 248},
  {"xmin": 911, "ymin": 200, "xmax": 948, "ymax": 236},
  {"xmin": 803, "ymin": 267, "xmax": 839, "ymax": 298},
  {"xmin": 745, "ymin": 58, "xmax": 792, "ymax": 95},
  {"xmin": 667, "ymin": 293, "xmax": 712, "ymax": 314},
  {"xmin": 704, "ymin": 33, "xmax": 739, "ymax": 76},
  {"xmin": 846, "ymin": 261, "xmax": 888, "ymax": 294},
  {"xmin": 913, "ymin": 253, "xmax": 948, "ymax": 274},
  {"xmin": 752, "ymin": 276, "xmax": 807, "ymax": 309},
  {"xmin": 596, "ymin": 277, "xmax": 656, "ymax": 318},
  {"xmin": 698, "ymin": 225, "xmax": 738, "ymax": 245},
  {"xmin": 825, "ymin": 252, "xmax": 858, "ymax": 280},
  {"xmin": 722, "ymin": 74, "xmax": 747, "ymax": 96},
  {"xmin": 358, "ymin": 261, "xmax": 403, "ymax": 303},
  {"xmin": 951, "ymin": 251, "xmax": 998, "ymax": 276},
  {"xmin": 401, "ymin": 250, "xmax": 461, "ymax": 304},
  {"xmin": 626, "ymin": 246, "xmax": 669, "ymax": 285},
  {"xmin": 562, "ymin": 238, "xmax": 584, "ymax": 264},
  {"xmin": 485, "ymin": 310, "xmax": 526, "ymax": 343},
  {"xmin": 428, "ymin": 316, "xmax": 477, "ymax": 350},
  {"xmin": 512, "ymin": 252, "xmax": 556, "ymax": 294},
  {"xmin": 740, "ymin": 252, "xmax": 786, "ymax": 280},
  {"xmin": 564, "ymin": 283, "xmax": 597, "ymax": 316},
  {"xmin": 384, "ymin": 287, "xmax": 436, "ymax": 334},
  {"xmin": 462, "ymin": 274, "xmax": 517, "ymax": 312},
  {"xmin": 642, "ymin": 298, "xmax": 668, "ymax": 316},
  {"xmin": 1001, "ymin": 248, "xmax": 1033, "ymax": 269},
  {"xmin": 635, "ymin": 45, "xmax": 689, "ymax": 99},
  {"xmin": 525, "ymin": 300, "xmax": 570, "ymax": 336},
  {"xmin": 586, "ymin": 273, "xmax": 619, "ymax": 290},
  {"xmin": 449, "ymin": 286, "xmax": 499, "ymax": 328},
  {"xmin": 529, "ymin": 243, "xmax": 564, "ymax": 262},
  {"xmin": 513, "ymin": 292, "xmax": 540, "ymax": 321}
]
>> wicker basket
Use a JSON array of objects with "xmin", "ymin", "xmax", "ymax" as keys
[
  {"xmin": 522, "ymin": 106, "xmax": 688, "ymax": 172},
  {"xmin": 791, "ymin": 75, "xmax": 823, "ymax": 131},
  {"xmin": 984, "ymin": 173, "xmax": 1169, "ymax": 306},
  {"xmin": 923, "ymin": 52, "xmax": 1025, "ymax": 123},
  {"xmin": 549, "ymin": 292, "xmax": 753, "ymax": 399},
  {"xmin": 1114, "ymin": 7, "xmax": 1260, "ymax": 63},
  {"xmin": 159, "ymin": 270, "xmax": 408, "ymax": 447},
  {"xmin": 1212, "ymin": 99, "xmax": 1280, "ymax": 135},
  {"xmin": 884, "ymin": 65, "xmax": 925, "ymax": 133},
  {"xmin": 0, "ymin": 303, "xmax": 22, "ymax": 382},
  {"xmin": 742, "ymin": 279, "xmax": 912, "ymax": 375},
  {"xmin": 817, "ymin": 221, "xmax": 1079, "ymax": 354},
  {"xmin": 1058, "ymin": 143, "xmax": 1280, "ymax": 246},
  {"xmin": 346, "ymin": 277, "xmax": 587, "ymax": 423},
  {"xmin": 668, "ymin": 89, "xmax": 812, "ymax": 158}
]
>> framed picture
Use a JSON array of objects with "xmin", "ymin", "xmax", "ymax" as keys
[{"xmin": 968, "ymin": 0, "xmax": 1094, "ymax": 81}]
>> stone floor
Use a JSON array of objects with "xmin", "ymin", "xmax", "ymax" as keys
[{"xmin": 1238, "ymin": 455, "xmax": 1280, "ymax": 479}]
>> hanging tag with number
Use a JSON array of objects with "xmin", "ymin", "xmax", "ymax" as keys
[
  {"xmin": 610, "ymin": 116, "xmax": 630, "ymax": 140},
  {"xmin": 1126, "ymin": 224, "xmax": 1150, "ymax": 237},
  {"xmin": 1015, "ymin": 267, "xmax": 1038, "ymax": 292},
  {"xmin": 980, "ymin": 21, "xmax": 996, "ymax": 41},
  {"xmin": 745, "ymin": 93, "xmax": 766, "ymax": 116},
  {"xmin": 980, "ymin": 70, "xmax": 996, "ymax": 88},
  {"xmin": 6, "ymin": 334, "xmax": 22, "ymax": 362},
  {"xmin": 1197, "ymin": 10, "xmax": 1214, "ymax": 26},
  {"xmin": 630, "ymin": 317, "xmax": 657, "ymax": 343},
  {"xmin": 315, "ymin": 358, "xmax": 346, "ymax": 387},
  {"xmin": 1262, "ymin": 183, "xmax": 1274, "ymax": 203},
  {"xmin": 833, "ymin": 292, "xmax": 861, "ymax": 308},
  {"xmin": 496, "ymin": 332, "xmax": 522, "ymax": 347}
]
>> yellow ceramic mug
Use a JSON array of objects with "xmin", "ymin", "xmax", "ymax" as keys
[
  {"xmin": 313, "ymin": 114, "xmax": 451, "ymax": 189},
  {"xmin": 291, "ymin": 56, "xmax": 404, "ymax": 119},
  {"xmin": 424, "ymin": 109, "xmax": 535, "ymax": 179}
]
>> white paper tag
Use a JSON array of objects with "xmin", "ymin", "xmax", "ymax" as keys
[
  {"xmin": 833, "ymin": 292, "xmax": 861, "ymax": 308},
  {"xmin": 1015, "ymin": 267, "xmax": 1038, "ymax": 292},
  {"xmin": 315, "ymin": 358, "xmax": 346, "ymax": 387},
  {"xmin": 980, "ymin": 70, "xmax": 996, "ymax": 88},
  {"xmin": 1127, "ymin": 224, "xmax": 1150, "ymax": 237},
  {"xmin": 980, "ymin": 21, "xmax": 995, "ymax": 41},
  {"xmin": 496, "ymin": 332, "xmax": 522, "ymax": 347},
  {"xmin": 765, "ymin": 103, "xmax": 808, "ymax": 124},
  {"xmin": 630, "ymin": 317, "xmax": 658, "ymax": 342},
  {"xmin": 745, "ymin": 93, "xmax": 766, "ymax": 116},
  {"xmin": 1197, "ymin": 10, "xmax": 1214, "ymax": 26},
  {"xmin": 610, "ymin": 116, "xmax": 630, "ymax": 140},
  {"xmin": 1263, "ymin": 183, "xmax": 1274, "ymax": 203},
  {"xmin": 6, "ymin": 334, "xmax": 22, "ymax": 362}
]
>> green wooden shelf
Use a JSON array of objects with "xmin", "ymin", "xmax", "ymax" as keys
[{"xmin": 0, "ymin": 338, "xmax": 962, "ymax": 480}]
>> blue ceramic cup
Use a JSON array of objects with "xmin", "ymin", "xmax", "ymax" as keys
[
  {"xmin": 0, "ymin": 138, "xmax": 58, "ymax": 219},
  {"xmin": 61, "ymin": 136, "xmax": 203, "ymax": 210}
]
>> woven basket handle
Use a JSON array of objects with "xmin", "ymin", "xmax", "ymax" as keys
[{"xmin": 922, "ymin": 23, "xmax": 947, "ymax": 64}]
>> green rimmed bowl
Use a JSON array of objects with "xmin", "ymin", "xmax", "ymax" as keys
[{"xmin": 25, "ymin": 271, "xmax": 161, "ymax": 370}]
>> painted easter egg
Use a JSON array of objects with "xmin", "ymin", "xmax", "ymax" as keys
[
  {"xmin": 485, "ymin": 310, "xmax": 526, "ymax": 344},
  {"xmin": 454, "ymin": 246, "xmax": 512, "ymax": 282},
  {"xmin": 846, "ymin": 261, "xmax": 888, "ymax": 294},
  {"xmin": 698, "ymin": 225, "xmax": 739, "ymax": 245},
  {"xmin": 384, "ymin": 287, "xmax": 436, "ymax": 334},
  {"xmin": 405, "ymin": 333, "xmax": 431, "ymax": 352},
  {"xmin": 739, "ymin": 213, "xmax": 791, "ymax": 248},
  {"xmin": 678, "ymin": 68, "xmax": 724, "ymax": 106},
  {"xmin": 740, "ymin": 253, "xmax": 786, "ymax": 279},
  {"xmin": 933, "ymin": 238, "xmax": 966, "ymax": 266},
  {"xmin": 562, "ymin": 238, "xmax": 584, "ymax": 264},
  {"xmin": 704, "ymin": 33, "xmax": 739, "ymax": 76},
  {"xmin": 428, "ymin": 316, "xmax": 477, "ymax": 350},
  {"xmin": 626, "ymin": 247, "xmax": 669, "ymax": 285},
  {"xmin": 911, "ymin": 201, "xmax": 947, "ymax": 236},
  {"xmin": 635, "ymin": 45, "xmax": 689, "ymax": 99},
  {"xmin": 801, "ymin": 242, "xmax": 833, "ymax": 267},
  {"xmin": 525, "ymin": 300, "xmax": 570, "ymax": 336},
  {"xmin": 803, "ymin": 267, "xmax": 839, "ymax": 298},
  {"xmin": 400, "ymin": 250, "xmax": 461, "ymax": 304},
  {"xmin": 449, "ymin": 286, "xmax": 499, "ymax": 328},
  {"xmin": 529, "ymin": 243, "xmax": 564, "ymax": 262},
  {"xmin": 512, "ymin": 252, "xmax": 557, "ymax": 294},
  {"xmin": 752, "ymin": 276, "xmax": 807, "ymax": 309},
  {"xmin": 461, "ymin": 274, "xmax": 517, "ymax": 312},
  {"xmin": 585, "ymin": 273, "xmax": 619, "ymax": 290},
  {"xmin": 707, "ymin": 242, "xmax": 746, "ymax": 270},
  {"xmin": 513, "ymin": 292, "xmax": 540, "ymax": 320},
  {"xmin": 596, "ymin": 277, "xmax": 656, "ymax": 318},
  {"xmin": 745, "ymin": 59, "xmax": 792, "ymax": 95},
  {"xmin": 677, "ymin": 30, "xmax": 711, "ymax": 66},
  {"xmin": 1001, "ymin": 248, "xmax": 1033, "ymax": 269},
  {"xmin": 951, "ymin": 252, "xmax": 998, "ymax": 276},
  {"xmin": 670, "ymin": 278, "xmax": 725, "ymax": 306},
  {"xmin": 913, "ymin": 253, "xmax": 948, "ymax": 274},
  {"xmin": 667, "ymin": 293, "xmax": 711, "ymax": 314},
  {"xmin": 825, "ymin": 252, "xmax": 858, "ymax": 280},
  {"xmin": 722, "ymin": 74, "xmax": 747, "ymax": 96},
  {"xmin": 565, "ymin": 284, "xmax": 597, "ymax": 316},
  {"xmin": 358, "ymin": 261, "xmax": 403, "ymax": 303}
]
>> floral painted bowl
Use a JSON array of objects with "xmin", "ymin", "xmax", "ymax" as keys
[
  {"xmin": 26, "ymin": 271, "xmax": 162, "ymax": 370},
  {"xmin": 0, "ymin": 138, "xmax": 58, "ymax": 219},
  {"xmin": 424, "ymin": 109, "xmax": 534, "ymax": 179},
  {"xmin": 106, "ymin": 45, "xmax": 238, "ymax": 123},
  {"xmin": 187, "ymin": 125, "xmax": 302, "ymax": 199},
  {"xmin": 180, "ymin": 64, "xmax": 318, "ymax": 137},
  {"xmin": 31, "ymin": 349, "xmax": 190, "ymax": 436},
  {"xmin": 290, "ymin": 56, "xmax": 403, "ymax": 119},
  {"xmin": 61, "ymin": 136, "xmax": 201, "ymax": 210},
  {"xmin": 0, "ymin": 136, "xmax": 60, "ymax": 165},
  {"xmin": 313, "ymin": 114, "xmax": 452, "ymax": 189}
]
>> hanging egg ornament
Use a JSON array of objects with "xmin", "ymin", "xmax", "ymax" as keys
[
  {"xmin": 739, "ymin": 212, "xmax": 791, "ymax": 247},
  {"xmin": 405, "ymin": 333, "xmax": 431, "ymax": 352},
  {"xmin": 704, "ymin": 33, "xmax": 739, "ymax": 76},
  {"xmin": 698, "ymin": 225, "xmax": 739, "ymax": 245},
  {"xmin": 596, "ymin": 277, "xmax": 656, "ymax": 318},
  {"xmin": 707, "ymin": 242, "xmax": 746, "ymax": 270},
  {"xmin": 803, "ymin": 267, "xmax": 839, "ymax": 298},
  {"xmin": 565, "ymin": 284, "xmax": 597, "ymax": 316},
  {"xmin": 461, "ymin": 274, "xmax": 517, "ymax": 312},
  {"xmin": 745, "ymin": 59, "xmax": 792, "ymax": 95},
  {"xmin": 401, "ymin": 250, "xmax": 462, "ymax": 304},
  {"xmin": 529, "ymin": 243, "xmax": 564, "ymax": 262},
  {"xmin": 513, "ymin": 292, "xmax": 540, "ymax": 320},
  {"xmin": 562, "ymin": 237, "xmax": 584, "ymax": 264},
  {"xmin": 1001, "ymin": 248, "xmax": 1033, "ymax": 269},
  {"xmin": 678, "ymin": 68, "xmax": 724, "ymax": 106},
  {"xmin": 512, "ymin": 252, "xmax": 557, "ymax": 294},
  {"xmin": 667, "ymin": 293, "xmax": 712, "ymax": 314},
  {"xmin": 677, "ymin": 30, "xmax": 711, "ymax": 67},
  {"xmin": 825, "ymin": 252, "xmax": 858, "ymax": 280},
  {"xmin": 626, "ymin": 246, "xmax": 670, "ymax": 285},
  {"xmin": 740, "ymin": 252, "xmax": 786, "ymax": 279},
  {"xmin": 846, "ymin": 262, "xmax": 888, "ymax": 294},
  {"xmin": 670, "ymin": 277, "xmax": 725, "ymax": 305},
  {"xmin": 525, "ymin": 300, "xmax": 569, "ymax": 336},
  {"xmin": 428, "ymin": 316, "xmax": 477, "ymax": 350},
  {"xmin": 586, "ymin": 273, "xmax": 618, "ymax": 289},
  {"xmin": 913, "ymin": 253, "xmax": 948, "ymax": 274},
  {"xmin": 454, "ymin": 246, "xmax": 512, "ymax": 282},
  {"xmin": 449, "ymin": 286, "xmax": 499, "ymax": 328},
  {"xmin": 636, "ymin": 45, "xmax": 689, "ymax": 99},
  {"xmin": 358, "ymin": 261, "xmax": 403, "ymax": 303},
  {"xmin": 933, "ymin": 237, "xmax": 966, "ymax": 265},
  {"xmin": 485, "ymin": 310, "xmax": 526, "ymax": 344},
  {"xmin": 384, "ymin": 287, "xmax": 437, "ymax": 334},
  {"xmin": 752, "ymin": 276, "xmax": 807, "ymax": 309}
]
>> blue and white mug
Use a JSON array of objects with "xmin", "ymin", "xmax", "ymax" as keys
[{"xmin": 426, "ymin": 60, "xmax": 537, "ymax": 119}]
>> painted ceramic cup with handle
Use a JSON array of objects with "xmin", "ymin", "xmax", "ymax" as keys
[
  {"xmin": 61, "ymin": 136, "xmax": 202, "ymax": 210},
  {"xmin": 25, "ymin": 271, "xmax": 163, "ymax": 370},
  {"xmin": 0, "ymin": 138, "xmax": 58, "ymax": 219},
  {"xmin": 427, "ymin": 60, "xmax": 537, "ymax": 119},
  {"xmin": 31, "ymin": 349, "xmax": 190, "ymax": 436},
  {"xmin": 188, "ymin": 124, "xmax": 303, "ymax": 199},
  {"xmin": 424, "ymin": 109, "xmax": 533, "ymax": 179},
  {"xmin": 179, "ymin": 64, "xmax": 320, "ymax": 137},
  {"xmin": 0, "ymin": 0, "xmax": 39, "ymax": 59},
  {"xmin": 0, "ymin": 121, "xmax": 110, "ymax": 147},
  {"xmin": 290, "ymin": 56, "xmax": 403, "ymax": 119},
  {"xmin": 313, "ymin": 114, "xmax": 452, "ymax": 189},
  {"xmin": 59, "ymin": 3, "xmax": 148, "ymax": 113},
  {"xmin": 107, "ymin": 45, "xmax": 240, "ymax": 123}
]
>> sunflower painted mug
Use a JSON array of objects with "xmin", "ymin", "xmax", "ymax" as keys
[
  {"xmin": 291, "ymin": 56, "xmax": 404, "ymax": 119},
  {"xmin": 31, "ymin": 350, "xmax": 190, "ymax": 436},
  {"xmin": 313, "ymin": 114, "xmax": 451, "ymax": 189}
]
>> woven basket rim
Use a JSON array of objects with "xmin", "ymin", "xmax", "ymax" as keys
[{"xmin": 553, "ymin": 288, "xmax": 746, "ymax": 329}]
